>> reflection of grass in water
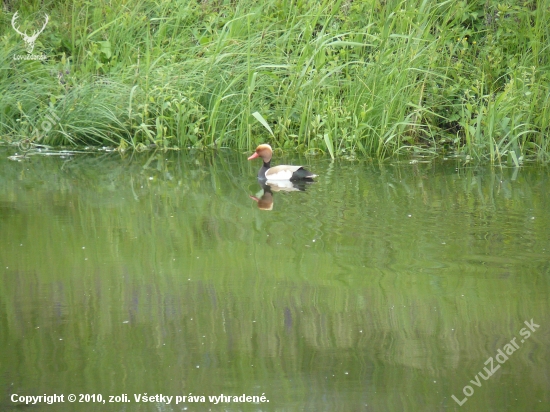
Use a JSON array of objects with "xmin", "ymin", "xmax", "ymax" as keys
[
  {"xmin": 0, "ymin": 151, "xmax": 549, "ymax": 409},
  {"xmin": 1, "ymin": 0, "xmax": 549, "ymax": 161}
]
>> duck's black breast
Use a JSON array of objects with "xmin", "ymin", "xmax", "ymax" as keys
[{"xmin": 257, "ymin": 160, "xmax": 271, "ymax": 180}]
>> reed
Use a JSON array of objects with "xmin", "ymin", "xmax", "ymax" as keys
[{"xmin": 1, "ymin": 0, "xmax": 548, "ymax": 161}]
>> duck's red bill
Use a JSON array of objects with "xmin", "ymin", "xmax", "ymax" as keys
[{"xmin": 247, "ymin": 152, "xmax": 259, "ymax": 160}]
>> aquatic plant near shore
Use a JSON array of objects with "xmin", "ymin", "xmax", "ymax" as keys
[{"xmin": 1, "ymin": 0, "xmax": 548, "ymax": 161}]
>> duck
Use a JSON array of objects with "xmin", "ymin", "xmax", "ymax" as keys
[{"xmin": 247, "ymin": 144, "xmax": 317, "ymax": 181}]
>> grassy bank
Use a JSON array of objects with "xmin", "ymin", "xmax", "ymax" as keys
[{"xmin": 1, "ymin": 0, "xmax": 549, "ymax": 161}]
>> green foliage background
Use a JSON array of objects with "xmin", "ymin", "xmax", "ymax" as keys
[{"xmin": 1, "ymin": 0, "xmax": 549, "ymax": 161}]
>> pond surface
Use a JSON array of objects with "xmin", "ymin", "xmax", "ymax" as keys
[{"xmin": 0, "ymin": 147, "xmax": 549, "ymax": 412}]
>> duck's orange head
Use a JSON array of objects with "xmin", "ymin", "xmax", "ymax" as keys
[{"xmin": 247, "ymin": 144, "xmax": 273, "ymax": 163}]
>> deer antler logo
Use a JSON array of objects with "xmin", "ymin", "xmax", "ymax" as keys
[{"xmin": 11, "ymin": 12, "xmax": 49, "ymax": 54}]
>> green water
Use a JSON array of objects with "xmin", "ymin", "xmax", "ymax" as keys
[{"xmin": 0, "ymin": 147, "xmax": 548, "ymax": 412}]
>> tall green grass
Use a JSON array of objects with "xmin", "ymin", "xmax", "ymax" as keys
[{"xmin": 0, "ymin": 0, "xmax": 548, "ymax": 161}]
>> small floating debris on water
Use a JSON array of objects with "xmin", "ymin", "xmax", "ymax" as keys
[
  {"xmin": 8, "ymin": 155, "xmax": 24, "ymax": 162},
  {"xmin": 7, "ymin": 150, "xmax": 82, "ymax": 160}
]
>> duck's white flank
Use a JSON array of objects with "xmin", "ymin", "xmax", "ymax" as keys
[{"xmin": 264, "ymin": 165, "xmax": 303, "ymax": 181}]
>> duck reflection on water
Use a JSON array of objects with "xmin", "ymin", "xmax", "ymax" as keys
[{"xmin": 249, "ymin": 181, "xmax": 313, "ymax": 211}]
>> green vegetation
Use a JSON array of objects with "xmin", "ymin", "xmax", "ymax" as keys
[{"xmin": 1, "ymin": 0, "xmax": 549, "ymax": 161}]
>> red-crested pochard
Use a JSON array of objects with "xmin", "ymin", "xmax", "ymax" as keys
[{"xmin": 247, "ymin": 144, "xmax": 317, "ymax": 181}]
